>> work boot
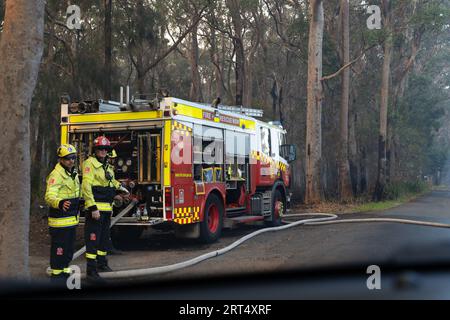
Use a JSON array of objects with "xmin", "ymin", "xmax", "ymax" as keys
[
  {"xmin": 108, "ymin": 247, "xmax": 123, "ymax": 255},
  {"xmin": 97, "ymin": 264, "xmax": 113, "ymax": 272},
  {"xmin": 86, "ymin": 267, "xmax": 106, "ymax": 285},
  {"xmin": 50, "ymin": 274, "xmax": 67, "ymax": 287},
  {"xmin": 97, "ymin": 256, "xmax": 113, "ymax": 272}
]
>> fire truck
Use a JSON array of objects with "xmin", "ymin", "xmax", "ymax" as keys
[{"xmin": 60, "ymin": 92, "xmax": 296, "ymax": 243}]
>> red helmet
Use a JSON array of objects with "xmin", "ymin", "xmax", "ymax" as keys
[{"xmin": 94, "ymin": 136, "xmax": 112, "ymax": 150}]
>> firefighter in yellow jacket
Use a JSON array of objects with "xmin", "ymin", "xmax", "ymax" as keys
[
  {"xmin": 45, "ymin": 144, "xmax": 81, "ymax": 282},
  {"xmin": 82, "ymin": 136, "xmax": 124, "ymax": 281}
]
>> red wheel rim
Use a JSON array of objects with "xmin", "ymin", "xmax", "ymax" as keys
[
  {"xmin": 274, "ymin": 201, "xmax": 284, "ymax": 220},
  {"xmin": 207, "ymin": 204, "xmax": 219, "ymax": 233}
]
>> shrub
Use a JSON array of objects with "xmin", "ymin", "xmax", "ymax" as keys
[{"xmin": 383, "ymin": 180, "xmax": 429, "ymax": 200}]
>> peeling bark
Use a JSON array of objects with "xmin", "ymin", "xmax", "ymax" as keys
[
  {"xmin": 189, "ymin": 24, "xmax": 203, "ymax": 102},
  {"xmin": 374, "ymin": 0, "xmax": 392, "ymax": 200},
  {"xmin": 305, "ymin": 0, "xmax": 324, "ymax": 204},
  {"xmin": 338, "ymin": 0, "xmax": 353, "ymax": 201}
]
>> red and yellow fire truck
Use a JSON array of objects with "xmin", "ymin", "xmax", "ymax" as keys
[{"xmin": 60, "ymin": 94, "xmax": 296, "ymax": 243}]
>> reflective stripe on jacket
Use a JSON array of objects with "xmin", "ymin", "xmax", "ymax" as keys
[
  {"xmin": 82, "ymin": 156, "xmax": 121, "ymax": 211},
  {"xmin": 48, "ymin": 215, "xmax": 79, "ymax": 228}
]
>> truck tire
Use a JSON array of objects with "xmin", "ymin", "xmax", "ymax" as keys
[
  {"xmin": 265, "ymin": 189, "xmax": 285, "ymax": 227},
  {"xmin": 199, "ymin": 193, "xmax": 224, "ymax": 243}
]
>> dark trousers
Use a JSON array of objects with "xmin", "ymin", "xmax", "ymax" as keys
[
  {"xmin": 49, "ymin": 226, "xmax": 76, "ymax": 276},
  {"xmin": 84, "ymin": 211, "xmax": 111, "ymax": 270}
]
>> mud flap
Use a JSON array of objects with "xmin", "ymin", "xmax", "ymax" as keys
[{"xmin": 174, "ymin": 223, "xmax": 200, "ymax": 239}]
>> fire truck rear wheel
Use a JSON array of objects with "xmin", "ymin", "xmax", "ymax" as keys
[
  {"xmin": 199, "ymin": 193, "xmax": 224, "ymax": 243},
  {"xmin": 265, "ymin": 189, "xmax": 285, "ymax": 227}
]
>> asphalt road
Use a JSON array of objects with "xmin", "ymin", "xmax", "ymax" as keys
[
  {"xmin": 29, "ymin": 190, "xmax": 450, "ymax": 282},
  {"xmin": 99, "ymin": 190, "xmax": 450, "ymax": 282}
]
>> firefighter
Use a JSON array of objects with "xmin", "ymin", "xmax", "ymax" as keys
[
  {"xmin": 45, "ymin": 144, "xmax": 81, "ymax": 283},
  {"xmin": 82, "ymin": 136, "xmax": 126, "ymax": 281},
  {"xmin": 108, "ymin": 149, "xmax": 118, "ymax": 166},
  {"xmin": 106, "ymin": 149, "xmax": 124, "ymax": 256}
]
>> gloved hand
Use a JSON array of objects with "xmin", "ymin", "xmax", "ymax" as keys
[
  {"xmin": 59, "ymin": 200, "xmax": 71, "ymax": 212},
  {"xmin": 118, "ymin": 185, "xmax": 130, "ymax": 195},
  {"xmin": 92, "ymin": 210, "xmax": 100, "ymax": 220},
  {"xmin": 88, "ymin": 205, "xmax": 100, "ymax": 219}
]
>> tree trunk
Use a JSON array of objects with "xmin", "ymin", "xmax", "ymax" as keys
[
  {"xmin": 104, "ymin": 0, "xmax": 112, "ymax": 100},
  {"xmin": 278, "ymin": 86, "xmax": 284, "ymax": 124},
  {"xmin": 348, "ymin": 87, "xmax": 359, "ymax": 195},
  {"xmin": 71, "ymin": 31, "xmax": 82, "ymax": 99},
  {"xmin": 305, "ymin": 0, "xmax": 324, "ymax": 204},
  {"xmin": 136, "ymin": 48, "xmax": 145, "ymax": 93},
  {"xmin": 338, "ymin": 0, "xmax": 353, "ymax": 201},
  {"xmin": 244, "ymin": 31, "xmax": 260, "ymax": 107},
  {"xmin": 260, "ymin": 36, "xmax": 270, "ymax": 111},
  {"xmin": 271, "ymin": 80, "xmax": 278, "ymax": 119},
  {"xmin": 209, "ymin": 23, "xmax": 223, "ymax": 99},
  {"xmin": 244, "ymin": 55, "xmax": 254, "ymax": 107},
  {"xmin": 234, "ymin": 37, "xmax": 245, "ymax": 106},
  {"xmin": 135, "ymin": 0, "xmax": 146, "ymax": 93},
  {"xmin": 188, "ymin": 24, "xmax": 203, "ymax": 102},
  {"xmin": 222, "ymin": 34, "xmax": 234, "ymax": 104},
  {"xmin": 0, "ymin": 0, "xmax": 45, "ymax": 279},
  {"xmin": 227, "ymin": 0, "xmax": 245, "ymax": 106},
  {"xmin": 374, "ymin": 0, "xmax": 392, "ymax": 201}
]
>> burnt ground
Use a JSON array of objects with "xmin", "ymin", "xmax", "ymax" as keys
[{"xmin": 29, "ymin": 190, "xmax": 450, "ymax": 284}]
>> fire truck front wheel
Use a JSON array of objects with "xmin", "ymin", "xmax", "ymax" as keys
[
  {"xmin": 199, "ymin": 193, "xmax": 224, "ymax": 243},
  {"xmin": 265, "ymin": 189, "xmax": 285, "ymax": 227}
]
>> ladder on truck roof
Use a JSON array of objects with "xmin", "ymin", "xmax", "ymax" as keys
[
  {"xmin": 194, "ymin": 102, "xmax": 264, "ymax": 118},
  {"xmin": 216, "ymin": 105, "xmax": 263, "ymax": 118},
  {"xmin": 65, "ymin": 92, "xmax": 265, "ymax": 119},
  {"xmin": 137, "ymin": 95, "xmax": 265, "ymax": 118}
]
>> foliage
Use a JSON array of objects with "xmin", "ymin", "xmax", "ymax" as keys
[
  {"xmin": 383, "ymin": 180, "xmax": 430, "ymax": 200},
  {"xmin": 25, "ymin": 0, "xmax": 450, "ymax": 207},
  {"xmin": 392, "ymin": 74, "xmax": 449, "ymax": 180}
]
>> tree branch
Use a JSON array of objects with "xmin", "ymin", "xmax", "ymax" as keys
[
  {"xmin": 141, "ymin": 4, "xmax": 209, "ymax": 76},
  {"xmin": 321, "ymin": 43, "xmax": 379, "ymax": 81}
]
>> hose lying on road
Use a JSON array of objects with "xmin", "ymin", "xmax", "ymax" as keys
[
  {"xmin": 286, "ymin": 213, "xmax": 450, "ymax": 228},
  {"xmin": 100, "ymin": 212, "xmax": 450, "ymax": 280}
]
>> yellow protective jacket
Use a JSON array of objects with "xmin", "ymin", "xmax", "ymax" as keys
[
  {"xmin": 82, "ymin": 156, "xmax": 121, "ymax": 212},
  {"xmin": 45, "ymin": 163, "xmax": 81, "ymax": 228}
]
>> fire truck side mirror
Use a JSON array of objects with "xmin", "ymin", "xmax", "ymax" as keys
[{"xmin": 280, "ymin": 144, "xmax": 297, "ymax": 163}]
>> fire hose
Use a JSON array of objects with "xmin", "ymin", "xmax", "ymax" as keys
[
  {"xmin": 98, "ymin": 212, "xmax": 450, "ymax": 280},
  {"xmin": 46, "ymin": 200, "xmax": 450, "ymax": 279}
]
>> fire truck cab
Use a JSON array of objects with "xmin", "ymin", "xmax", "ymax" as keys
[{"xmin": 60, "ymin": 94, "xmax": 296, "ymax": 243}]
